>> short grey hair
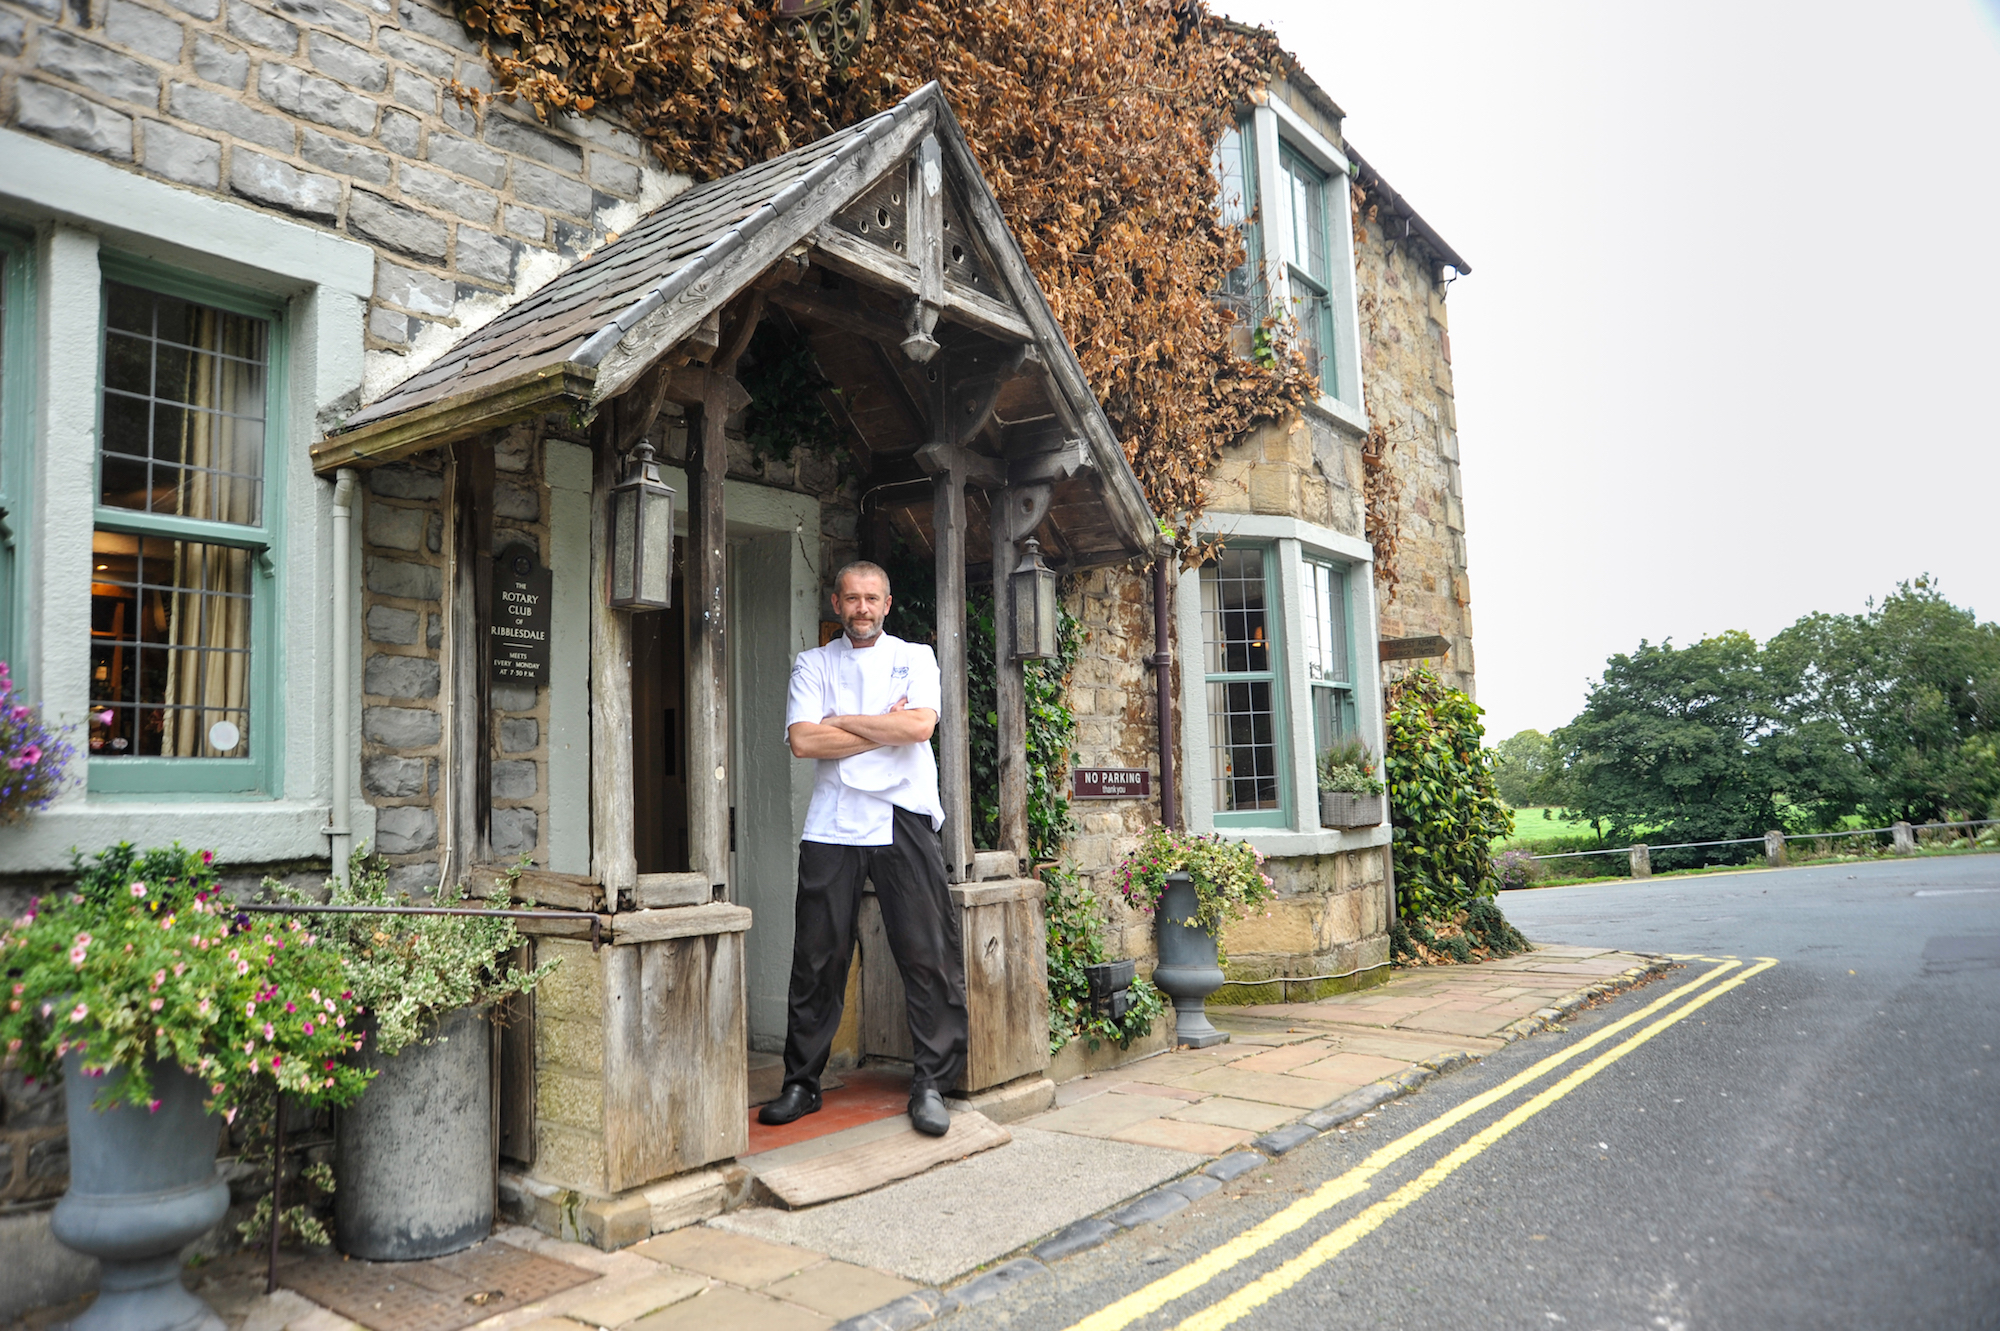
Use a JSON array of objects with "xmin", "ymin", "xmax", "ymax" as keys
[{"xmin": 832, "ymin": 560, "xmax": 891, "ymax": 595}]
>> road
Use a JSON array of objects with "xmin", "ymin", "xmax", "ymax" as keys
[{"xmin": 944, "ymin": 854, "xmax": 2000, "ymax": 1330}]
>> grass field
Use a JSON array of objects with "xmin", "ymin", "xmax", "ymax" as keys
[{"xmin": 1498, "ymin": 806, "xmax": 1589, "ymax": 843}]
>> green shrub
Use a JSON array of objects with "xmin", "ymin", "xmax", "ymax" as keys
[
  {"xmin": 1317, "ymin": 738, "xmax": 1385, "ymax": 795},
  {"xmin": 1384, "ymin": 667, "xmax": 1512, "ymax": 921}
]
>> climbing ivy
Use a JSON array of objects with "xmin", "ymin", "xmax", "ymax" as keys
[
  {"xmin": 1383, "ymin": 666, "xmax": 1514, "ymax": 921},
  {"xmin": 738, "ymin": 324, "xmax": 849, "ymax": 473}
]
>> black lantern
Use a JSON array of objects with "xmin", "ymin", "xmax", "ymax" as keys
[
  {"xmin": 608, "ymin": 437, "xmax": 675, "ymax": 609},
  {"xmin": 1010, "ymin": 537, "xmax": 1059, "ymax": 661}
]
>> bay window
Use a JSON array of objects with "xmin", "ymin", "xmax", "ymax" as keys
[
  {"xmin": 1200, "ymin": 546, "xmax": 1288, "ymax": 826},
  {"xmin": 1278, "ymin": 147, "xmax": 1337, "ymax": 396}
]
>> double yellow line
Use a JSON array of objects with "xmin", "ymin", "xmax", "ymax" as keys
[{"xmin": 1068, "ymin": 955, "xmax": 1778, "ymax": 1331}]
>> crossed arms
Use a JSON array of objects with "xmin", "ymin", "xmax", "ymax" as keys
[{"xmin": 788, "ymin": 697, "xmax": 938, "ymax": 760}]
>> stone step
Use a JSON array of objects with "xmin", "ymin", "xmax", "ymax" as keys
[{"xmin": 752, "ymin": 1111, "xmax": 1011, "ymax": 1209}]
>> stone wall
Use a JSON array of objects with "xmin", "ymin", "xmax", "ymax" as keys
[
  {"xmin": 2, "ymin": 0, "xmax": 682, "ymax": 408},
  {"xmin": 1351, "ymin": 187, "xmax": 1477, "ymax": 698},
  {"xmin": 1204, "ymin": 407, "xmax": 1368, "ymax": 539}
]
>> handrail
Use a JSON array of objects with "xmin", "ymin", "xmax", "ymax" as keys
[{"xmin": 233, "ymin": 901, "xmax": 604, "ymax": 950}]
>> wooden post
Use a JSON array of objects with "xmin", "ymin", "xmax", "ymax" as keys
[
  {"xmin": 589, "ymin": 436, "xmax": 637, "ymax": 904},
  {"xmin": 991, "ymin": 494, "xmax": 1026, "ymax": 867},
  {"xmin": 447, "ymin": 441, "xmax": 495, "ymax": 885},
  {"xmin": 933, "ymin": 458, "xmax": 971, "ymax": 883},
  {"xmin": 687, "ymin": 395, "xmax": 731, "ymax": 892}
]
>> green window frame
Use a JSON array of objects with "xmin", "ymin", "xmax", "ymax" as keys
[
  {"xmin": 87, "ymin": 254, "xmax": 287, "ymax": 798},
  {"xmin": 1214, "ymin": 120, "xmax": 1264, "ymax": 326},
  {"xmin": 1200, "ymin": 545, "xmax": 1290, "ymax": 828},
  {"xmin": 1278, "ymin": 146, "xmax": 1338, "ymax": 397},
  {"xmin": 0, "ymin": 226, "xmax": 33, "ymax": 674},
  {"xmin": 1302, "ymin": 556, "xmax": 1357, "ymax": 765}
]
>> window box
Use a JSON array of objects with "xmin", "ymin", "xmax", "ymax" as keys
[{"xmin": 1319, "ymin": 791, "xmax": 1384, "ymax": 830}]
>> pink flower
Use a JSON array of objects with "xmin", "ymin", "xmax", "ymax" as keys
[
  {"xmin": 197, "ymin": 998, "xmax": 211, "ymax": 1014},
  {"xmin": 302, "ymin": 1021, "xmax": 314, "ymax": 1034},
  {"xmin": 173, "ymin": 963, "xmax": 185, "ymax": 977},
  {"xmin": 227, "ymin": 949, "xmax": 239, "ymax": 962},
  {"xmin": 334, "ymin": 1015, "xmax": 345, "ymax": 1028},
  {"xmin": 149, "ymin": 998, "xmax": 163, "ymax": 1012},
  {"xmin": 200, "ymin": 851, "xmax": 214, "ymax": 866},
  {"xmin": 224, "ymin": 1107, "xmax": 237, "ymax": 1124},
  {"xmin": 151, "ymin": 970, "xmax": 165, "ymax": 990},
  {"xmin": 69, "ymin": 1002, "xmax": 88, "ymax": 1023},
  {"xmin": 18, "ymin": 744, "xmax": 40, "ymax": 766},
  {"xmin": 236, "ymin": 961, "xmax": 249, "ymax": 976},
  {"xmin": 262, "ymin": 1023, "xmax": 274, "ymax": 1040},
  {"xmin": 147, "ymin": 1099, "xmax": 161, "ymax": 1114},
  {"xmin": 129, "ymin": 882, "xmax": 146, "ymax": 898},
  {"xmin": 284, "ymin": 1002, "xmax": 295, "ymax": 1014}
]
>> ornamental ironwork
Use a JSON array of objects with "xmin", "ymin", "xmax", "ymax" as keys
[{"xmin": 778, "ymin": 0, "xmax": 873, "ymax": 68}]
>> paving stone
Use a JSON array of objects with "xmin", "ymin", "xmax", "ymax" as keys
[
  {"xmin": 193, "ymin": 33, "xmax": 250, "ymax": 86},
  {"xmin": 142, "ymin": 120, "xmax": 220, "ymax": 188},
  {"xmin": 765, "ymin": 1262, "xmax": 920, "ymax": 1320},
  {"xmin": 348, "ymin": 188, "xmax": 447, "ymax": 261},
  {"xmin": 1250, "ymin": 1123, "xmax": 1321, "ymax": 1156},
  {"xmin": 1106, "ymin": 1188, "xmax": 1189, "ymax": 1228},
  {"xmin": 562, "ymin": 1269, "xmax": 708, "ymax": 1327},
  {"xmin": 1107, "ymin": 1117, "xmax": 1253, "ymax": 1156},
  {"xmin": 1025, "ymin": 1091, "xmax": 1178, "ymax": 1139},
  {"xmin": 366, "ymin": 555, "xmax": 441, "ymax": 599},
  {"xmin": 225, "ymin": 4, "xmax": 298, "ymax": 53},
  {"xmin": 362, "ymin": 703, "xmax": 439, "ymax": 747},
  {"xmin": 373, "ymin": 804, "xmax": 437, "ymax": 854},
  {"xmin": 260, "ymin": 62, "xmax": 378, "ymax": 135},
  {"xmin": 951, "ymin": 1258, "xmax": 1047, "ymax": 1309},
  {"xmin": 18, "ymin": 81, "xmax": 134, "ymax": 160},
  {"xmin": 1228, "ymin": 1042, "xmax": 1338, "ymax": 1074},
  {"xmin": 1297, "ymin": 1051, "xmax": 1412, "ymax": 1083},
  {"xmin": 231, "ymin": 150, "xmax": 342, "ymax": 221},
  {"xmin": 1302, "ymin": 1083, "xmax": 1399, "ymax": 1130},
  {"xmin": 1165, "ymin": 1096, "xmax": 1298, "ymax": 1133},
  {"xmin": 1031, "ymin": 1218, "xmax": 1116, "ymax": 1263},
  {"xmin": 1107, "ymin": 1081, "xmax": 1206, "ymax": 1103},
  {"xmin": 39, "ymin": 28, "xmax": 161, "ymax": 105},
  {"xmin": 107, "ymin": 0, "xmax": 186, "ymax": 62},
  {"xmin": 634, "ymin": 1225, "xmax": 821, "ymax": 1288},
  {"xmin": 633, "ymin": 1285, "xmax": 832, "ymax": 1331},
  {"xmin": 1397, "ymin": 1010, "xmax": 1513, "ymax": 1038},
  {"xmin": 171, "ymin": 82, "xmax": 294, "ymax": 150},
  {"xmin": 1203, "ymin": 1150, "xmax": 1267, "ymax": 1182},
  {"xmin": 492, "ymin": 807, "xmax": 538, "ymax": 856},
  {"xmin": 1179, "ymin": 1067, "xmax": 1343, "ymax": 1110}
]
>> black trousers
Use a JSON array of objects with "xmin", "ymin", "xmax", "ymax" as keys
[{"xmin": 784, "ymin": 806, "xmax": 967, "ymax": 1096}]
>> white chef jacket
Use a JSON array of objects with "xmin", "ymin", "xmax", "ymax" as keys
[{"xmin": 785, "ymin": 633, "xmax": 945, "ymax": 845}]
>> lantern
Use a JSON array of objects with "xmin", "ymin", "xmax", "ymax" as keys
[
  {"xmin": 1010, "ymin": 537, "xmax": 1059, "ymax": 661},
  {"xmin": 608, "ymin": 437, "xmax": 675, "ymax": 609}
]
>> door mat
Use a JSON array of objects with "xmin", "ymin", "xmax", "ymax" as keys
[{"xmin": 278, "ymin": 1240, "xmax": 600, "ymax": 1331}]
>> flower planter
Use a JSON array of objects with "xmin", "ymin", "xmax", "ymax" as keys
[
  {"xmin": 1319, "ymin": 791, "xmax": 1384, "ymax": 829},
  {"xmin": 335, "ymin": 1005, "xmax": 494, "ymax": 1260},
  {"xmin": 50, "ymin": 1049, "xmax": 230, "ymax": 1331},
  {"xmin": 1149, "ymin": 873, "xmax": 1229, "ymax": 1049}
]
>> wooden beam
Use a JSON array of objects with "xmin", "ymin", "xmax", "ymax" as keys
[
  {"xmin": 767, "ymin": 283, "xmax": 908, "ymax": 348},
  {"xmin": 589, "ymin": 428, "xmax": 638, "ymax": 903},
  {"xmin": 811, "ymin": 227, "xmax": 1037, "ymax": 348},
  {"xmin": 312, "ymin": 361, "xmax": 594, "ymax": 475},
  {"xmin": 941, "ymin": 279, "xmax": 1035, "ymax": 346},
  {"xmin": 916, "ymin": 441, "xmax": 1005, "ymax": 490},
  {"xmin": 687, "ymin": 390, "xmax": 731, "ymax": 893},
  {"xmin": 904, "ymin": 136, "xmax": 945, "ymax": 361},
  {"xmin": 445, "ymin": 441, "xmax": 494, "ymax": 884}
]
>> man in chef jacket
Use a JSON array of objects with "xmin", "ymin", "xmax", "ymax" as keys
[{"xmin": 763, "ymin": 561, "xmax": 965, "ymax": 1137}]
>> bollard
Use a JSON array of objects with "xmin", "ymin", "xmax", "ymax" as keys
[
  {"xmin": 1765, "ymin": 830, "xmax": 1786, "ymax": 868},
  {"xmin": 1892, "ymin": 821, "xmax": 1915, "ymax": 855},
  {"xmin": 1629, "ymin": 843, "xmax": 1651, "ymax": 878}
]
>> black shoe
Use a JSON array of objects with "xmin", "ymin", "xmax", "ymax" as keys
[
  {"xmin": 758, "ymin": 1083, "xmax": 820, "ymax": 1125},
  {"xmin": 909, "ymin": 1087, "xmax": 950, "ymax": 1137}
]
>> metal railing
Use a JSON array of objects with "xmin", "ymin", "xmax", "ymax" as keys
[{"xmin": 1510, "ymin": 817, "xmax": 2000, "ymax": 870}]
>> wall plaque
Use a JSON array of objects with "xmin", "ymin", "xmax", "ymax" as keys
[
  {"xmin": 1072, "ymin": 768, "xmax": 1151, "ymax": 800},
  {"xmin": 491, "ymin": 546, "xmax": 553, "ymax": 686}
]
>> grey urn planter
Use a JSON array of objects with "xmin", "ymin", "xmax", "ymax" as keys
[
  {"xmin": 50, "ymin": 1049, "xmax": 230, "ymax": 1331},
  {"xmin": 1319, "ymin": 791, "xmax": 1385, "ymax": 829},
  {"xmin": 1150, "ymin": 873, "xmax": 1229, "ymax": 1049},
  {"xmin": 335, "ymin": 1005, "xmax": 494, "ymax": 1261}
]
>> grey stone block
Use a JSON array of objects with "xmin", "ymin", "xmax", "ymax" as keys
[
  {"xmin": 829, "ymin": 1289, "xmax": 957, "ymax": 1331},
  {"xmin": 170, "ymin": 82, "xmax": 293, "ymax": 150},
  {"xmin": 26, "ymin": 1134, "xmax": 68, "ymax": 1187},
  {"xmin": 455, "ymin": 58, "xmax": 492, "ymax": 94},
  {"xmin": 426, "ymin": 512, "xmax": 443, "ymax": 552},
  {"xmin": 37, "ymin": 30, "xmax": 160, "ymax": 107},
  {"xmin": 107, "ymin": 0, "xmax": 186, "ymax": 63},
  {"xmin": 485, "ymin": 115, "xmax": 583, "ymax": 173},
  {"xmin": 953, "ymin": 1259, "xmax": 1047, "ymax": 1308},
  {"xmin": 367, "ymin": 459, "xmax": 444, "ymax": 499},
  {"xmin": 3, "ymin": 1070, "xmax": 66, "ymax": 1128},
  {"xmin": 364, "ymin": 652, "xmax": 439, "ymax": 699},
  {"xmin": 1203, "ymin": 1150, "xmax": 1267, "ymax": 1182},
  {"xmin": 491, "ymin": 759, "xmax": 536, "ymax": 801},
  {"xmin": 165, "ymin": 0, "xmax": 222, "ymax": 17},
  {"xmin": 492, "ymin": 429, "xmax": 531, "ymax": 471},
  {"xmin": 379, "ymin": 106, "xmax": 422, "ymax": 157},
  {"xmin": 17, "ymin": 81, "xmax": 133, "ymax": 160},
  {"xmin": 386, "ymin": 861, "xmax": 439, "ymax": 894},
  {"xmin": 375, "ymin": 804, "xmax": 438, "ymax": 855},
  {"xmin": 499, "ymin": 717, "xmax": 538, "ymax": 753},
  {"xmin": 260, "ymin": 62, "xmax": 379, "ymax": 135},
  {"xmin": 363, "ymin": 704, "xmax": 439, "ymax": 748},
  {"xmin": 379, "ymin": 29, "xmax": 455, "ymax": 78},
  {"xmin": 14, "ymin": 0, "xmax": 57, "ymax": 15},
  {"xmin": 348, "ymin": 189, "xmax": 447, "ymax": 261},
  {"xmin": 367, "ymin": 556, "xmax": 442, "ymax": 600},
  {"xmin": 491, "ymin": 481, "xmax": 537, "ymax": 520},
  {"xmin": 0, "ymin": 13, "xmax": 24, "ymax": 58},
  {"xmin": 503, "ymin": 204, "xmax": 546, "ymax": 241},
  {"xmin": 427, "ymin": 131, "xmax": 507, "ymax": 187},
  {"xmin": 231, "ymin": 150, "xmax": 342, "ymax": 221},
  {"xmin": 366, "ymin": 604, "xmax": 419, "ymax": 644},
  {"xmin": 1163, "ymin": 1173, "xmax": 1223, "ymax": 1202},
  {"xmin": 1031, "ymin": 1218, "xmax": 1116, "ymax": 1262},
  {"xmin": 1306, "ymin": 1083, "xmax": 1399, "ymax": 1130},
  {"xmin": 510, "ymin": 159, "xmax": 591, "ymax": 217},
  {"xmin": 308, "ymin": 32, "xmax": 388, "ymax": 91},
  {"xmin": 272, "ymin": 0, "xmax": 372, "ymax": 44},
  {"xmin": 225, "ymin": 4, "xmax": 299, "ymax": 53},
  {"xmin": 192, "ymin": 34, "xmax": 250, "ymax": 89},
  {"xmin": 491, "ymin": 682, "xmax": 535, "ymax": 711},
  {"xmin": 441, "ymin": 97, "xmax": 476, "ymax": 136},
  {"xmin": 1107, "ymin": 1188, "xmax": 1188, "ymax": 1228},
  {"xmin": 558, "ymin": 110, "xmax": 642, "ymax": 156},
  {"xmin": 1250, "ymin": 1123, "xmax": 1320, "ymax": 1157},
  {"xmin": 142, "ymin": 120, "xmax": 220, "ymax": 188},
  {"xmin": 362, "ymin": 753, "xmax": 426, "ymax": 798},
  {"xmin": 491, "ymin": 807, "xmax": 538, "ymax": 857},
  {"xmin": 374, "ymin": 258, "xmax": 452, "ymax": 316},
  {"xmin": 456, "ymin": 227, "xmax": 515, "ymax": 285},
  {"xmin": 392, "ymin": 67, "xmax": 437, "ymax": 114},
  {"xmin": 301, "ymin": 127, "xmax": 390, "ymax": 184},
  {"xmin": 397, "ymin": 0, "xmax": 481, "ymax": 53},
  {"xmin": 586, "ymin": 152, "xmax": 641, "ymax": 198},
  {"xmin": 402, "ymin": 164, "xmax": 497, "ymax": 224},
  {"xmin": 426, "ymin": 612, "xmax": 442, "ymax": 648},
  {"xmin": 365, "ymin": 501, "xmax": 425, "ymax": 550}
]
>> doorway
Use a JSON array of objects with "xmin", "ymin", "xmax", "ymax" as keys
[{"xmin": 630, "ymin": 562, "xmax": 690, "ymax": 875}]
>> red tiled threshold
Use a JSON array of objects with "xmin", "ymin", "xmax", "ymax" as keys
[{"xmin": 743, "ymin": 1066, "xmax": 914, "ymax": 1156}]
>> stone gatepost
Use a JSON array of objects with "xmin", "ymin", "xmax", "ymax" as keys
[
  {"xmin": 1629, "ymin": 844, "xmax": 1651, "ymax": 878},
  {"xmin": 1892, "ymin": 821, "xmax": 1916, "ymax": 855},
  {"xmin": 1765, "ymin": 831, "xmax": 1787, "ymax": 868}
]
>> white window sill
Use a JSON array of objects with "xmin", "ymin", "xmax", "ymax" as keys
[
  {"xmin": 1301, "ymin": 392, "xmax": 1369, "ymax": 438},
  {"xmin": 0, "ymin": 799, "xmax": 368, "ymax": 872},
  {"xmin": 1233, "ymin": 822, "xmax": 1393, "ymax": 861}
]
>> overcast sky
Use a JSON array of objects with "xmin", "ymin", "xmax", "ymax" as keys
[{"xmin": 1218, "ymin": 0, "xmax": 2000, "ymax": 742}]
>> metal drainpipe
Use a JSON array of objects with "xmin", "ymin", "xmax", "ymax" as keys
[
  {"xmin": 329, "ymin": 468, "xmax": 359, "ymax": 885},
  {"xmin": 1152, "ymin": 550, "xmax": 1178, "ymax": 831}
]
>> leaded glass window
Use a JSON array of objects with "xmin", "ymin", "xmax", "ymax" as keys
[
  {"xmin": 1279, "ymin": 148, "xmax": 1337, "ymax": 396},
  {"xmin": 1201, "ymin": 547, "xmax": 1287, "ymax": 822}
]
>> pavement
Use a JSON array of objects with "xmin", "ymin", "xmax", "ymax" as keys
[{"xmin": 29, "ymin": 943, "xmax": 1664, "ymax": 1331}]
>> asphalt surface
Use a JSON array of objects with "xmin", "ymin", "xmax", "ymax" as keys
[{"xmin": 942, "ymin": 853, "xmax": 2000, "ymax": 1331}]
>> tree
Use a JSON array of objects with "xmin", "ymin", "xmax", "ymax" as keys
[{"xmin": 1490, "ymin": 729, "xmax": 1553, "ymax": 808}]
